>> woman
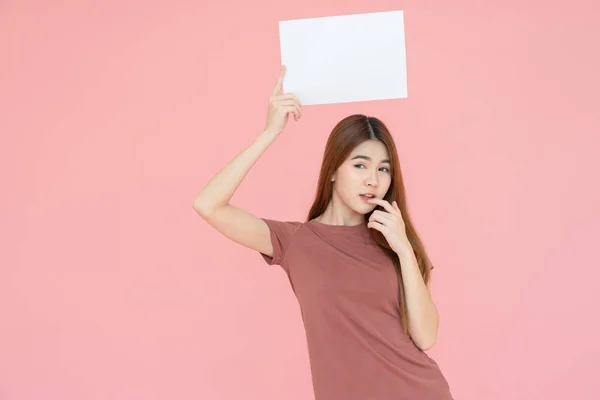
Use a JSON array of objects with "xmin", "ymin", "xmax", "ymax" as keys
[{"xmin": 194, "ymin": 66, "xmax": 453, "ymax": 400}]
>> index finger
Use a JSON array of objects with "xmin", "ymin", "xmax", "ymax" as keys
[
  {"xmin": 368, "ymin": 198, "xmax": 396, "ymax": 214},
  {"xmin": 271, "ymin": 65, "xmax": 286, "ymax": 96}
]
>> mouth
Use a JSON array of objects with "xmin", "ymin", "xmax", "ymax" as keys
[{"xmin": 359, "ymin": 193, "xmax": 376, "ymax": 202}]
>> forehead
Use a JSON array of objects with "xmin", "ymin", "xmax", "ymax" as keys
[{"xmin": 348, "ymin": 140, "xmax": 390, "ymax": 161}]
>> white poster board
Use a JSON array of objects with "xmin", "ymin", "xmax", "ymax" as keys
[{"xmin": 278, "ymin": 10, "xmax": 408, "ymax": 105}]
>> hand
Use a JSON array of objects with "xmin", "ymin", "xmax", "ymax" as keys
[
  {"xmin": 367, "ymin": 199, "xmax": 411, "ymax": 255},
  {"xmin": 264, "ymin": 65, "xmax": 302, "ymax": 136}
]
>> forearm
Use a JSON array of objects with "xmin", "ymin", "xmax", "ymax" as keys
[
  {"xmin": 193, "ymin": 130, "xmax": 277, "ymax": 214},
  {"xmin": 397, "ymin": 246, "xmax": 439, "ymax": 350}
]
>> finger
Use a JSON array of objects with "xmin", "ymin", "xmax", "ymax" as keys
[
  {"xmin": 392, "ymin": 202, "xmax": 405, "ymax": 223},
  {"xmin": 282, "ymin": 105, "xmax": 300, "ymax": 120},
  {"xmin": 271, "ymin": 100, "xmax": 300, "ymax": 108},
  {"xmin": 369, "ymin": 213, "xmax": 393, "ymax": 228},
  {"xmin": 368, "ymin": 198, "xmax": 396, "ymax": 214},
  {"xmin": 370, "ymin": 210, "xmax": 394, "ymax": 223},
  {"xmin": 367, "ymin": 220, "xmax": 385, "ymax": 232},
  {"xmin": 271, "ymin": 66, "xmax": 286, "ymax": 96},
  {"xmin": 272, "ymin": 99, "xmax": 302, "ymax": 119},
  {"xmin": 283, "ymin": 104, "xmax": 301, "ymax": 120},
  {"xmin": 271, "ymin": 93, "xmax": 301, "ymax": 104}
]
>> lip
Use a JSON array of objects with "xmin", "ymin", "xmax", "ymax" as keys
[{"xmin": 359, "ymin": 193, "xmax": 376, "ymax": 202}]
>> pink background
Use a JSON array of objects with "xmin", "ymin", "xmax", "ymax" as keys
[{"xmin": 2, "ymin": 1, "xmax": 599, "ymax": 399}]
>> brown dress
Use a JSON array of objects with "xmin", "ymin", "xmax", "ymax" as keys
[{"xmin": 259, "ymin": 218, "xmax": 454, "ymax": 400}]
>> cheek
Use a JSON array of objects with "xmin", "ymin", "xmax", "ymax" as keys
[
  {"xmin": 336, "ymin": 168, "xmax": 356, "ymax": 186},
  {"xmin": 334, "ymin": 173, "xmax": 359, "ymax": 199},
  {"xmin": 380, "ymin": 175, "xmax": 392, "ymax": 192},
  {"xmin": 342, "ymin": 171, "xmax": 364, "ymax": 191}
]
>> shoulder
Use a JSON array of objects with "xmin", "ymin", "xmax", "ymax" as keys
[
  {"xmin": 259, "ymin": 218, "xmax": 305, "ymax": 266},
  {"xmin": 261, "ymin": 218, "xmax": 304, "ymax": 234}
]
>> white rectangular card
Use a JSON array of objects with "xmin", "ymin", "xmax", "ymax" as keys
[{"xmin": 278, "ymin": 10, "xmax": 408, "ymax": 105}]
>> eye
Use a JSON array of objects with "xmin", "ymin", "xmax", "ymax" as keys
[
  {"xmin": 379, "ymin": 167, "xmax": 390, "ymax": 173},
  {"xmin": 354, "ymin": 164, "xmax": 366, "ymax": 169}
]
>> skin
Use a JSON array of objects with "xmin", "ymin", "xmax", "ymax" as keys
[{"xmin": 315, "ymin": 139, "xmax": 392, "ymax": 226}]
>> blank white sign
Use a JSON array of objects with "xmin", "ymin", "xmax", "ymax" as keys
[{"xmin": 278, "ymin": 10, "xmax": 408, "ymax": 105}]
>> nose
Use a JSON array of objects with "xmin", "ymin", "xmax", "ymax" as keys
[{"xmin": 365, "ymin": 170, "xmax": 379, "ymax": 187}]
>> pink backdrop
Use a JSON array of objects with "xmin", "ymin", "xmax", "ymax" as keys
[{"xmin": 2, "ymin": 1, "xmax": 599, "ymax": 399}]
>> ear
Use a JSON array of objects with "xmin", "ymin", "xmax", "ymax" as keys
[{"xmin": 331, "ymin": 172, "xmax": 336, "ymax": 182}]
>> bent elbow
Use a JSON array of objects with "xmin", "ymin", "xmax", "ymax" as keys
[
  {"xmin": 413, "ymin": 334, "xmax": 437, "ymax": 351},
  {"xmin": 193, "ymin": 199, "xmax": 213, "ymax": 217},
  {"xmin": 418, "ymin": 340, "xmax": 436, "ymax": 351}
]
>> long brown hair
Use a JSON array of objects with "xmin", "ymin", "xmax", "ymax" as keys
[{"xmin": 306, "ymin": 114, "xmax": 433, "ymax": 335}]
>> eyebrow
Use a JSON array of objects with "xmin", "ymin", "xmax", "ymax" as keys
[{"xmin": 351, "ymin": 155, "xmax": 391, "ymax": 164}]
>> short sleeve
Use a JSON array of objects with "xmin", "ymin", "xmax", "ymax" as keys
[{"xmin": 259, "ymin": 218, "xmax": 302, "ymax": 266}]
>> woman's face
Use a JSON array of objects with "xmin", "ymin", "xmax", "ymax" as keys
[{"xmin": 332, "ymin": 140, "xmax": 392, "ymax": 215}]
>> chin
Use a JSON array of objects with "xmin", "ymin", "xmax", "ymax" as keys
[
  {"xmin": 341, "ymin": 195, "xmax": 376, "ymax": 215},
  {"xmin": 354, "ymin": 203, "xmax": 376, "ymax": 215}
]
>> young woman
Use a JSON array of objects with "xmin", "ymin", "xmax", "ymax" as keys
[{"xmin": 194, "ymin": 66, "xmax": 453, "ymax": 400}]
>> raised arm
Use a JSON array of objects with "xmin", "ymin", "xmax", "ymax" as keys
[{"xmin": 193, "ymin": 66, "xmax": 301, "ymax": 257}]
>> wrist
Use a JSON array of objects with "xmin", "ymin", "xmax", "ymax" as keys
[
  {"xmin": 259, "ymin": 128, "xmax": 280, "ymax": 142},
  {"xmin": 255, "ymin": 129, "xmax": 279, "ymax": 146},
  {"xmin": 394, "ymin": 239, "xmax": 414, "ymax": 257}
]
